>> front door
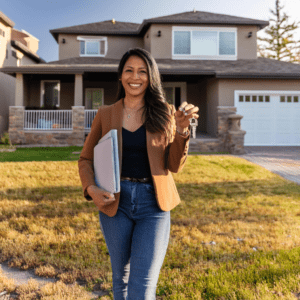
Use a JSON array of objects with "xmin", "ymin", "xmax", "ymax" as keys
[{"xmin": 85, "ymin": 88, "xmax": 104, "ymax": 109}]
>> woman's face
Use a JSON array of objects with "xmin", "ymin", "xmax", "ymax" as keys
[{"xmin": 120, "ymin": 55, "xmax": 149, "ymax": 99}]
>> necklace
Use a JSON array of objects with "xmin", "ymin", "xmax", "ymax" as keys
[{"xmin": 123, "ymin": 104, "xmax": 145, "ymax": 120}]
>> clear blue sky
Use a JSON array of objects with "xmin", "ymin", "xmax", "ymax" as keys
[{"xmin": 1, "ymin": 0, "xmax": 299, "ymax": 62}]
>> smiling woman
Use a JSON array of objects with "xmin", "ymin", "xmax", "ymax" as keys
[{"xmin": 78, "ymin": 47, "xmax": 199, "ymax": 300}]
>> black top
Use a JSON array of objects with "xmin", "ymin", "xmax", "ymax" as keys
[{"xmin": 121, "ymin": 125, "xmax": 152, "ymax": 178}]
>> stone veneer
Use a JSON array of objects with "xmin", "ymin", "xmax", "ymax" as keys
[
  {"xmin": 9, "ymin": 105, "xmax": 246, "ymax": 154},
  {"xmin": 9, "ymin": 106, "xmax": 85, "ymax": 146}
]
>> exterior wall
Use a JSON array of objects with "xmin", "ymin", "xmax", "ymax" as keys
[
  {"xmin": 23, "ymin": 33, "xmax": 39, "ymax": 53},
  {"xmin": 58, "ymin": 33, "xmax": 144, "ymax": 60},
  {"xmin": 218, "ymin": 79, "xmax": 300, "ymax": 106},
  {"xmin": 0, "ymin": 72, "xmax": 15, "ymax": 135},
  {"xmin": 149, "ymin": 24, "xmax": 172, "ymax": 59},
  {"xmin": 143, "ymin": 27, "xmax": 151, "ymax": 52},
  {"xmin": 21, "ymin": 55, "xmax": 37, "ymax": 65},
  {"xmin": 206, "ymin": 78, "xmax": 219, "ymax": 136},
  {"xmin": 237, "ymin": 25, "xmax": 258, "ymax": 59},
  {"xmin": 147, "ymin": 24, "xmax": 258, "ymax": 60},
  {"xmin": 0, "ymin": 21, "xmax": 15, "ymax": 136}
]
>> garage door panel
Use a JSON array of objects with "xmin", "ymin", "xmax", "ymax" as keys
[{"xmin": 236, "ymin": 92, "xmax": 300, "ymax": 146}]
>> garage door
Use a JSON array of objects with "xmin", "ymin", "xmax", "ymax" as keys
[{"xmin": 235, "ymin": 91, "xmax": 300, "ymax": 146}]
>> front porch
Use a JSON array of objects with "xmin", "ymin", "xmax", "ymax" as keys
[{"xmin": 8, "ymin": 73, "xmax": 246, "ymax": 154}]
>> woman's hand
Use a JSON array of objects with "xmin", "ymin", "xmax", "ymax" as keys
[
  {"xmin": 174, "ymin": 102, "xmax": 199, "ymax": 133},
  {"xmin": 87, "ymin": 185, "xmax": 116, "ymax": 209}
]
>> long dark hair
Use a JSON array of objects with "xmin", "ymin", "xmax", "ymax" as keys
[{"xmin": 116, "ymin": 48, "xmax": 174, "ymax": 143}]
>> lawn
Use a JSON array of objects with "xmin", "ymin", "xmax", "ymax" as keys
[
  {"xmin": 0, "ymin": 155, "xmax": 300, "ymax": 299},
  {"xmin": 0, "ymin": 146, "xmax": 83, "ymax": 162}
]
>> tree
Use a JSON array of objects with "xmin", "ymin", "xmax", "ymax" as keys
[{"xmin": 257, "ymin": 0, "xmax": 300, "ymax": 62}]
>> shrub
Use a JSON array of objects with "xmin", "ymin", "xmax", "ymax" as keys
[{"xmin": 0, "ymin": 132, "xmax": 12, "ymax": 145}]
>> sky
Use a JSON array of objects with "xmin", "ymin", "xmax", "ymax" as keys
[{"xmin": 1, "ymin": 0, "xmax": 300, "ymax": 62}]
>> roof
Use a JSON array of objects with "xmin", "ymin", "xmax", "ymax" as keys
[
  {"xmin": 50, "ymin": 10, "xmax": 269, "ymax": 43},
  {"xmin": 2, "ymin": 57, "xmax": 300, "ymax": 79},
  {"xmin": 50, "ymin": 21, "xmax": 140, "ymax": 42},
  {"xmin": 0, "ymin": 11, "xmax": 15, "ymax": 28},
  {"xmin": 11, "ymin": 40, "xmax": 46, "ymax": 63}
]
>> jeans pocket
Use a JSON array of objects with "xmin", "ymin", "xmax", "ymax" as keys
[{"xmin": 143, "ymin": 182, "xmax": 155, "ymax": 194}]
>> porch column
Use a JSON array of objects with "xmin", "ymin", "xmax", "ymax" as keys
[
  {"xmin": 74, "ymin": 74, "xmax": 83, "ymax": 106},
  {"xmin": 15, "ymin": 73, "xmax": 24, "ymax": 106}
]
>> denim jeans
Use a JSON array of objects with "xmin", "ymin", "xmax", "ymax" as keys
[{"xmin": 99, "ymin": 179, "xmax": 171, "ymax": 300}]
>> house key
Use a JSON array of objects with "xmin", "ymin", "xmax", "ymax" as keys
[{"xmin": 189, "ymin": 117, "xmax": 198, "ymax": 139}]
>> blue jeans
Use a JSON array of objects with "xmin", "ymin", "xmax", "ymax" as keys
[{"xmin": 99, "ymin": 179, "xmax": 171, "ymax": 300}]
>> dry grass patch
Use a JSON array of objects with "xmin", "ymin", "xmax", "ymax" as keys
[{"xmin": 0, "ymin": 157, "xmax": 300, "ymax": 299}]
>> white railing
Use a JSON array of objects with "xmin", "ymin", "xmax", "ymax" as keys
[
  {"xmin": 84, "ymin": 110, "xmax": 97, "ymax": 130},
  {"xmin": 24, "ymin": 110, "xmax": 72, "ymax": 130}
]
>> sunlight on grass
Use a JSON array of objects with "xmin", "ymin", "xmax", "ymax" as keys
[{"xmin": 0, "ymin": 156, "xmax": 300, "ymax": 299}]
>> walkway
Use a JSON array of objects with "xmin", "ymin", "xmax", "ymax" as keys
[{"xmin": 241, "ymin": 146, "xmax": 300, "ymax": 184}]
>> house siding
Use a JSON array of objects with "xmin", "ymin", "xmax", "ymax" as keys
[
  {"xmin": 218, "ymin": 79, "xmax": 300, "ymax": 106},
  {"xmin": 58, "ymin": 34, "xmax": 144, "ymax": 60},
  {"xmin": 143, "ymin": 27, "xmax": 151, "ymax": 52},
  {"xmin": 147, "ymin": 24, "xmax": 258, "ymax": 60},
  {"xmin": 0, "ymin": 20, "xmax": 15, "ymax": 136}
]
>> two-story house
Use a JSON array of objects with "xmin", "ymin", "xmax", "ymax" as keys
[
  {"xmin": 0, "ymin": 11, "xmax": 45, "ymax": 138},
  {"xmin": 1, "ymin": 10, "xmax": 300, "ymax": 152}
]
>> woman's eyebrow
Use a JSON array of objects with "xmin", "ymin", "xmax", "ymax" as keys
[{"xmin": 125, "ymin": 66, "xmax": 147, "ymax": 70}]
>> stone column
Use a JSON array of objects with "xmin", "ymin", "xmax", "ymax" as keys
[
  {"xmin": 67, "ymin": 106, "xmax": 85, "ymax": 146},
  {"xmin": 217, "ymin": 106, "xmax": 237, "ymax": 151},
  {"xmin": 227, "ymin": 114, "xmax": 246, "ymax": 155},
  {"xmin": 9, "ymin": 106, "xmax": 25, "ymax": 145},
  {"xmin": 15, "ymin": 73, "xmax": 24, "ymax": 106},
  {"xmin": 74, "ymin": 74, "xmax": 83, "ymax": 106}
]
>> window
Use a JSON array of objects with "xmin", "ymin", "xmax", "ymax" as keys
[
  {"xmin": 173, "ymin": 27, "xmax": 237, "ymax": 60},
  {"xmin": 77, "ymin": 36, "xmax": 107, "ymax": 56},
  {"xmin": 85, "ymin": 88, "xmax": 104, "ymax": 109},
  {"xmin": 3, "ymin": 31, "xmax": 4, "ymax": 37},
  {"xmin": 12, "ymin": 50, "xmax": 17, "ymax": 58}
]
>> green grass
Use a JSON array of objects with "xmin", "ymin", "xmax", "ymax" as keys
[
  {"xmin": 0, "ymin": 156, "xmax": 300, "ymax": 299},
  {"xmin": 0, "ymin": 146, "xmax": 83, "ymax": 162}
]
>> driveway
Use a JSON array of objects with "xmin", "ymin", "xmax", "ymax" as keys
[{"xmin": 240, "ymin": 147, "xmax": 300, "ymax": 185}]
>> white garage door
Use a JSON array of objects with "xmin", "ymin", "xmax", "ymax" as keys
[{"xmin": 235, "ymin": 91, "xmax": 300, "ymax": 146}]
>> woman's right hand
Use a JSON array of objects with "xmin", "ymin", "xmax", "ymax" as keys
[{"xmin": 87, "ymin": 185, "xmax": 116, "ymax": 209}]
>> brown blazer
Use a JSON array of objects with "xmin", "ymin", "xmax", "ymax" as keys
[{"xmin": 78, "ymin": 98, "xmax": 190, "ymax": 217}]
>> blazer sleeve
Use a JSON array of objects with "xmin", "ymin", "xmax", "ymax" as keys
[
  {"xmin": 165, "ymin": 104, "xmax": 190, "ymax": 173},
  {"xmin": 78, "ymin": 107, "xmax": 103, "ymax": 200}
]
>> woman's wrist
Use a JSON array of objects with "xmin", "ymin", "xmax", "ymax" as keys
[{"xmin": 176, "ymin": 126, "xmax": 189, "ymax": 136}]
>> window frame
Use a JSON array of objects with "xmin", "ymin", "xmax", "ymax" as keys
[
  {"xmin": 40, "ymin": 80, "xmax": 61, "ymax": 108},
  {"xmin": 77, "ymin": 36, "xmax": 107, "ymax": 57},
  {"xmin": 172, "ymin": 26, "xmax": 237, "ymax": 60}
]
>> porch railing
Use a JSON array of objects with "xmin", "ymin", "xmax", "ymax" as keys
[
  {"xmin": 24, "ymin": 110, "xmax": 73, "ymax": 130},
  {"xmin": 84, "ymin": 110, "xmax": 97, "ymax": 130}
]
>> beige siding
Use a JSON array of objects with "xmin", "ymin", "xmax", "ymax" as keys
[
  {"xmin": 146, "ymin": 24, "xmax": 259, "ymax": 60},
  {"xmin": 21, "ymin": 55, "xmax": 37, "ymax": 65},
  {"xmin": 58, "ymin": 34, "xmax": 79, "ymax": 60},
  {"xmin": 144, "ymin": 27, "xmax": 151, "ymax": 52},
  {"xmin": 106, "ymin": 36, "xmax": 144, "ymax": 59},
  {"xmin": 149, "ymin": 24, "xmax": 172, "ymax": 59},
  {"xmin": 237, "ymin": 26, "xmax": 258, "ymax": 59},
  {"xmin": 206, "ymin": 78, "xmax": 219, "ymax": 136},
  {"xmin": 58, "ymin": 34, "xmax": 144, "ymax": 60},
  {"xmin": 218, "ymin": 79, "xmax": 300, "ymax": 106},
  {"xmin": 24, "ymin": 35, "xmax": 39, "ymax": 54},
  {"xmin": 0, "ymin": 72, "xmax": 15, "ymax": 135}
]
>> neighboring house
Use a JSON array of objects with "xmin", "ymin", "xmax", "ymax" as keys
[
  {"xmin": 0, "ymin": 11, "xmax": 45, "ymax": 138},
  {"xmin": 1, "ymin": 10, "xmax": 300, "ymax": 152}
]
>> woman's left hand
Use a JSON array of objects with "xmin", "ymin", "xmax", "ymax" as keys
[{"xmin": 174, "ymin": 102, "xmax": 199, "ymax": 134}]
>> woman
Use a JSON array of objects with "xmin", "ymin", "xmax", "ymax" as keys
[{"xmin": 78, "ymin": 48, "xmax": 199, "ymax": 300}]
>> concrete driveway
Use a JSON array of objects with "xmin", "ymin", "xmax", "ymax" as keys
[{"xmin": 240, "ymin": 146, "xmax": 300, "ymax": 185}]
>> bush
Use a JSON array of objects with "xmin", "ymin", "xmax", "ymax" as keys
[{"xmin": 0, "ymin": 132, "xmax": 12, "ymax": 145}]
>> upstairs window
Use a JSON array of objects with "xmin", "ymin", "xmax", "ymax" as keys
[
  {"xmin": 173, "ymin": 27, "xmax": 237, "ymax": 60},
  {"xmin": 77, "ymin": 36, "xmax": 107, "ymax": 56}
]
